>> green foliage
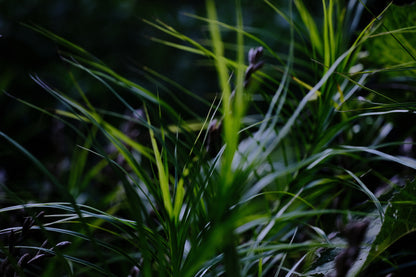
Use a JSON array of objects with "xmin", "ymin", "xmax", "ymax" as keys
[
  {"xmin": 364, "ymin": 3, "xmax": 416, "ymax": 70},
  {"xmin": 1, "ymin": 1, "xmax": 416, "ymax": 276},
  {"xmin": 362, "ymin": 179, "xmax": 416, "ymax": 272}
]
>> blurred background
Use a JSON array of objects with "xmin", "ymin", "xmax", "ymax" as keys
[
  {"xmin": 0, "ymin": 0, "xmax": 292, "ymax": 190},
  {"xmin": 1, "ymin": 0, "xmax": 207, "ymax": 190}
]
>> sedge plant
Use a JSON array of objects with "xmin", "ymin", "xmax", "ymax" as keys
[{"xmin": 1, "ymin": 0, "xmax": 416, "ymax": 276}]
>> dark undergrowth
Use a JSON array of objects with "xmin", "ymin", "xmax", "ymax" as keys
[{"xmin": 1, "ymin": 1, "xmax": 416, "ymax": 276}]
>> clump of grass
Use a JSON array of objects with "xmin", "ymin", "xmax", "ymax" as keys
[{"xmin": 1, "ymin": 1, "xmax": 416, "ymax": 276}]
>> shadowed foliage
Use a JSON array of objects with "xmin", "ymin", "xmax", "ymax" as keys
[{"xmin": 1, "ymin": 1, "xmax": 416, "ymax": 276}]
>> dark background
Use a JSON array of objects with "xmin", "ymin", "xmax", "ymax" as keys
[{"xmin": 0, "ymin": 0, "xmax": 284, "ymax": 197}]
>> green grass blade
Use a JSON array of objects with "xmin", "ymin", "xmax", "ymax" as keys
[{"xmin": 144, "ymin": 105, "xmax": 173, "ymax": 219}]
